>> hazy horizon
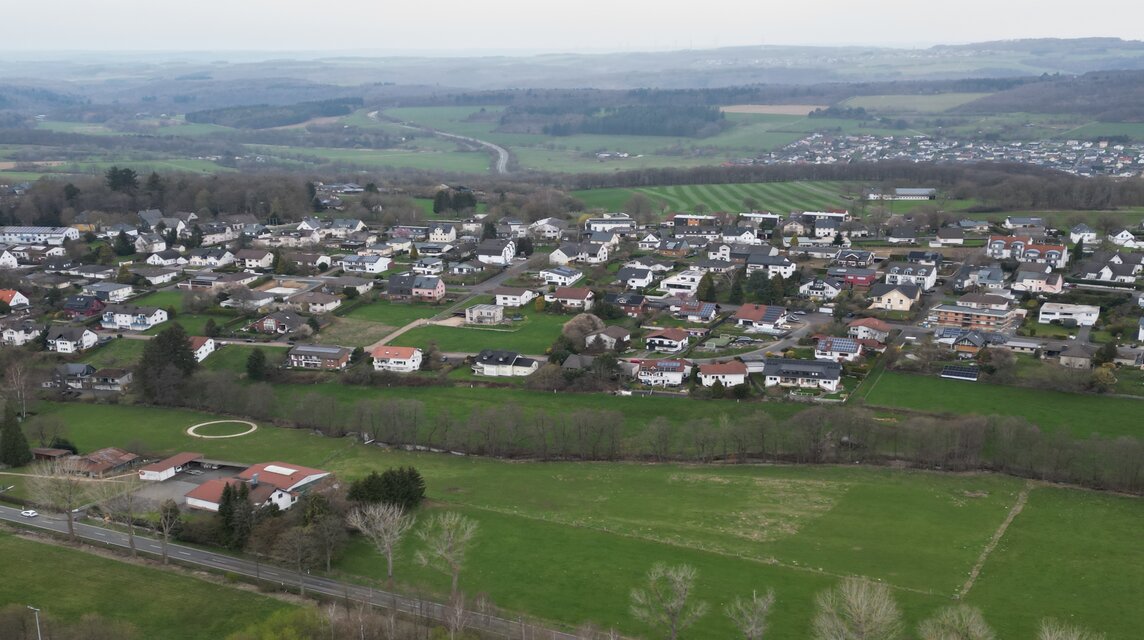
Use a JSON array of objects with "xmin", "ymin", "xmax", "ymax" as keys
[{"xmin": 4, "ymin": 0, "xmax": 1144, "ymax": 55}]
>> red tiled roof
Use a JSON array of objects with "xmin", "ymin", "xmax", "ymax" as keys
[
  {"xmin": 553, "ymin": 287, "xmax": 592, "ymax": 300},
  {"xmin": 0, "ymin": 289, "xmax": 23, "ymax": 305},
  {"xmin": 140, "ymin": 452, "xmax": 203, "ymax": 473},
  {"xmin": 645, "ymin": 328, "xmax": 688, "ymax": 342},
  {"xmin": 371, "ymin": 346, "xmax": 418, "ymax": 360},
  {"xmin": 237, "ymin": 461, "xmax": 329, "ymax": 492},
  {"xmin": 699, "ymin": 361, "xmax": 748, "ymax": 375},
  {"xmin": 848, "ymin": 318, "xmax": 892, "ymax": 332},
  {"xmin": 189, "ymin": 337, "xmax": 211, "ymax": 350}
]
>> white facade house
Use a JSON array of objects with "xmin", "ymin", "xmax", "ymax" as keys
[
  {"xmin": 82, "ymin": 282, "xmax": 133, "ymax": 303},
  {"xmin": 761, "ymin": 358, "xmax": 841, "ymax": 392},
  {"xmin": 138, "ymin": 452, "xmax": 203, "ymax": 482},
  {"xmin": 814, "ymin": 337, "xmax": 862, "ymax": 362},
  {"xmin": 697, "ymin": 361, "xmax": 748, "ymax": 387},
  {"xmin": 472, "ymin": 350, "xmax": 539, "ymax": 377},
  {"xmin": 1039, "ymin": 303, "xmax": 1100, "ymax": 327},
  {"xmin": 0, "ymin": 250, "xmax": 18, "ymax": 269},
  {"xmin": 882, "ymin": 262, "xmax": 937, "ymax": 291},
  {"xmin": 492, "ymin": 287, "xmax": 539, "ymax": 307},
  {"xmin": 1069, "ymin": 224, "xmax": 1099, "ymax": 245},
  {"xmin": 540, "ymin": 266, "xmax": 583, "ymax": 287},
  {"xmin": 745, "ymin": 254, "xmax": 796, "ymax": 279},
  {"xmin": 660, "ymin": 270, "xmax": 704, "ymax": 295},
  {"xmin": 476, "ymin": 239, "xmax": 516, "ymax": 266},
  {"xmin": 101, "ymin": 305, "xmax": 169, "ymax": 331},
  {"xmin": 428, "ymin": 224, "xmax": 457, "ymax": 243},
  {"xmin": 47, "ymin": 326, "xmax": 99, "ymax": 353},
  {"xmin": 340, "ymin": 254, "xmax": 391, "ymax": 274},
  {"xmin": 636, "ymin": 359, "xmax": 691, "ymax": 387},
  {"xmin": 190, "ymin": 337, "xmax": 216, "ymax": 363},
  {"xmin": 0, "ymin": 226, "xmax": 80, "ymax": 246},
  {"xmin": 371, "ymin": 346, "xmax": 423, "ymax": 373}
]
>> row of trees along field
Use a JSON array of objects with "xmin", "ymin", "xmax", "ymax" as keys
[{"xmin": 130, "ymin": 350, "xmax": 1144, "ymax": 494}]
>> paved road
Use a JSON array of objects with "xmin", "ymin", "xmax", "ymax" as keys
[
  {"xmin": 0, "ymin": 504, "xmax": 576, "ymax": 639},
  {"xmin": 369, "ymin": 110, "xmax": 510, "ymax": 175}
]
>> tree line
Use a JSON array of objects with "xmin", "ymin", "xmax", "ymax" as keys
[{"xmin": 184, "ymin": 98, "xmax": 364, "ymax": 129}]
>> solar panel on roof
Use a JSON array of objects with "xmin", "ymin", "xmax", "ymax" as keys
[{"xmin": 940, "ymin": 365, "xmax": 980, "ymax": 382}]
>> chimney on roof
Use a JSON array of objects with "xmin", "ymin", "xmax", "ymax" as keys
[{"xmin": 251, "ymin": 473, "xmax": 259, "ymax": 487}]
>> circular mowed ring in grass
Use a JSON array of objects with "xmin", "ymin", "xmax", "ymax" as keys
[{"xmin": 186, "ymin": 420, "xmax": 258, "ymax": 439}]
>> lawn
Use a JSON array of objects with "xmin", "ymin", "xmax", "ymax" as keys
[
  {"xmin": 85, "ymin": 338, "xmax": 146, "ymax": 368},
  {"xmin": 145, "ymin": 313, "xmax": 234, "ymax": 337},
  {"xmin": 389, "ymin": 309, "xmax": 569, "ymax": 355},
  {"xmin": 19, "ymin": 401, "xmax": 1143, "ymax": 639},
  {"xmin": 0, "ymin": 533, "xmax": 293, "ymax": 640},
  {"xmin": 343, "ymin": 300, "xmax": 442, "ymax": 326},
  {"xmin": 313, "ymin": 316, "xmax": 401, "ymax": 348},
  {"xmin": 860, "ymin": 370, "xmax": 1144, "ymax": 438},
  {"xmin": 571, "ymin": 180, "xmax": 855, "ymax": 214},
  {"xmin": 202, "ymin": 344, "xmax": 289, "ymax": 374}
]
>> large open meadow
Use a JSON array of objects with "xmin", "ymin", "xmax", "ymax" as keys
[
  {"xmin": 0, "ymin": 532, "xmax": 293, "ymax": 639},
  {"xmin": 571, "ymin": 180, "xmax": 855, "ymax": 213},
  {"xmin": 22, "ymin": 402, "xmax": 1144, "ymax": 638}
]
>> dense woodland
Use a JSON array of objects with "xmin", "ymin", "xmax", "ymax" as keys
[
  {"xmin": 955, "ymin": 69, "xmax": 1144, "ymax": 121},
  {"xmin": 185, "ymin": 98, "xmax": 364, "ymax": 129}
]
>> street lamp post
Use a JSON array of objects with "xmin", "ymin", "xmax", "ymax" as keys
[{"xmin": 27, "ymin": 605, "xmax": 42, "ymax": 640}]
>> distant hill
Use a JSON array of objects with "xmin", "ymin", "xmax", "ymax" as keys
[{"xmin": 954, "ymin": 70, "xmax": 1144, "ymax": 121}]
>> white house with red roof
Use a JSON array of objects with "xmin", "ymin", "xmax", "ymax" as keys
[
  {"xmin": 0, "ymin": 289, "xmax": 30, "ymax": 309},
  {"xmin": 189, "ymin": 336, "xmax": 216, "ymax": 362},
  {"xmin": 697, "ymin": 360, "xmax": 748, "ymax": 387},
  {"xmin": 847, "ymin": 318, "xmax": 892, "ymax": 343},
  {"xmin": 186, "ymin": 461, "xmax": 332, "ymax": 512},
  {"xmin": 370, "ymin": 345, "xmax": 423, "ymax": 373},
  {"xmin": 636, "ymin": 358, "xmax": 692, "ymax": 386}
]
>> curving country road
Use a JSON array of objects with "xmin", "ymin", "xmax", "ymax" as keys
[
  {"xmin": 0, "ymin": 504, "xmax": 577, "ymax": 639},
  {"xmin": 368, "ymin": 110, "xmax": 510, "ymax": 175}
]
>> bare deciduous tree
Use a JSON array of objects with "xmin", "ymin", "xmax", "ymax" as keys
[
  {"xmin": 273, "ymin": 526, "xmax": 320, "ymax": 596},
  {"xmin": 93, "ymin": 475, "xmax": 144, "ymax": 557},
  {"xmin": 415, "ymin": 511, "xmax": 478, "ymax": 599},
  {"xmin": 1038, "ymin": 619, "xmax": 1106, "ymax": 640},
  {"xmin": 347, "ymin": 502, "xmax": 415, "ymax": 586},
  {"xmin": 917, "ymin": 605, "xmax": 994, "ymax": 640},
  {"xmin": 630, "ymin": 562, "xmax": 709, "ymax": 640},
  {"xmin": 725, "ymin": 589, "xmax": 776, "ymax": 640},
  {"xmin": 26, "ymin": 457, "xmax": 93, "ymax": 542},
  {"xmin": 156, "ymin": 498, "xmax": 182, "ymax": 565},
  {"xmin": 443, "ymin": 593, "xmax": 469, "ymax": 640},
  {"xmin": 812, "ymin": 577, "xmax": 903, "ymax": 640},
  {"xmin": 4, "ymin": 360, "xmax": 37, "ymax": 419}
]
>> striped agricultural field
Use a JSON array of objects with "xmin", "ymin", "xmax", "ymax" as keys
[{"xmin": 572, "ymin": 181, "xmax": 853, "ymax": 214}]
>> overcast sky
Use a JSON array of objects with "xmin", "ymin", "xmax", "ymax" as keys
[{"xmin": 3, "ymin": 0, "xmax": 1143, "ymax": 54}]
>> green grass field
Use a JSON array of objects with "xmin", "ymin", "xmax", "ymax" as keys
[
  {"xmin": 85, "ymin": 338, "xmax": 147, "ymax": 368},
  {"xmin": 572, "ymin": 180, "xmax": 855, "ymax": 213},
  {"xmin": 860, "ymin": 370, "xmax": 1144, "ymax": 438},
  {"xmin": 343, "ymin": 300, "xmax": 442, "ymax": 326},
  {"xmin": 0, "ymin": 533, "xmax": 293, "ymax": 639},
  {"xmin": 1057, "ymin": 121, "xmax": 1144, "ymax": 142},
  {"xmin": 389, "ymin": 309, "xmax": 567, "ymax": 354},
  {"xmin": 202, "ymin": 344, "xmax": 289, "ymax": 374},
  {"xmin": 23, "ymin": 402, "xmax": 1144, "ymax": 639}
]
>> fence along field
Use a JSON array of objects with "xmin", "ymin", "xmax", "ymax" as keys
[
  {"xmin": 572, "ymin": 180, "xmax": 855, "ymax": 213},
  {"xmin": 27, "ymin": 402, "xmax": 1144, "ymax": 639}
]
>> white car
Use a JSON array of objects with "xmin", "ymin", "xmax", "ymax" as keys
[{"xmin": 20, "ymin": 510, "xmax": 38, "ymax": 518}]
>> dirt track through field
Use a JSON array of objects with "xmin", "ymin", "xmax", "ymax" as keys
[{"xmin": 958, "ymin": 481, "xmax": 1033, "ymax": 598}]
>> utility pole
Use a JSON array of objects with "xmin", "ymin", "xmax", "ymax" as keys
[{"xmin": 27, "ymin": 606, "xmax": 42, "ymax": 640}]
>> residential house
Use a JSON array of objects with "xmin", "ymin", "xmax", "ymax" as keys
[
  {"xmin": 492, "ymin": 287, "xmax": 538, "ymax": 308},
  {"xmin": 0, "ymin": 289, "xmax": 30, "ymax": 309},
  {"xmin": 0, "ymin": 226, "xmax": 80, "ymax": 246},
  {"xmin": 288, "ymin": 292, "xmax": 343, "ymax": 314},
  {"xmin": 476, "ymin": 239, "xmax": 516, "ymax": 266},
  {"xmin": 250, "ymin": 310, "xmax": 306, "ymax": 335},
  {"xmin": 1058, "ymin": 344, "xmax": 1094, "ymax": 369},
  {"xmin": 287, "ymin": 345, "xmax": 352, "ymax": 370},
  {"xmin": 933, "ymin": 302, "xmax": 1022, "ymax": 332},
  {"xmin": 953, "ymin": 264, "xmax": 1006, "ymax": 292},
  {"xmin": 185, "ymin": 247, "xmax": 234, "ymax": 268},
  {"xmin": 450, "ymin": 261, "xmax": 484, "ymax": 276},
  {"xmin": 371, "ymin": 346, "xmax": 423, "ymax": 373},
  {"xmin": 82, "ymin": 282, "xmax": 133, "ymax": 303},
  {"xmin": 676, "ymin": 300, "xmax": 718, "ymax": 323},
  {"xmin": 1108, "ymin": 229, "xmax": 1141, "ymax": 248},
  {"xmin": 340, "ymin": 254, "xmax": 391, "ymax": 274},
  {"xmin": 547, "ymin": 287, "xmax": 594, "ymax": 310},
  {"xmin": 465, "ymin": 304, "xmax": 505, "ymax": 325},
  {"xmin": 187, "ymin": 461, "xmax": 331, "ymax": 512},
  {"xmin": 235, "ymin": 249, "xmax": 275, "ymax": 270},
  {"xmin": 540, "ymin": 266, "xmax": 584, "ymax": 287},
  {"xmin": 815, "ymin": 337, "xmax": 862, "ymax": 362},
  {"xmin": 655, "ymin": 239, "xmax": 692, "ymax": 258},
  {"xmin": 986, "ymin": 236, "xmax": 1068, "ymax": 269},
  {"xmin": 745, "ymin": 253, "xmax": 796, "ymax": 279},
  {"xmin": 694, "ymin": 259, "xmax": 736, "ymax": 275},
  {"xmin": 323, "ymin": 276, "xmax": 374, "ymax": 297},
  {"xmin": 220, "ymin": 288, "xmax": 277, "ymax": 312},
  {"xmin": 62, "ymin": 296, "xmax": 106, "ymax": 319},
  {"xmin": 761, "ymin": 358, "xmax": 842, "ymax": 392},
  {"xmin": 624, "ymin": 257, "xmax": 673, "ymax": 273},
  {"xmin": 883, "ymin": 262, "xmax": 937, "ymax": 290},
  {"xmin": 584, "ymin": 214, "xmax": 636, "ymax": 234},
  {"xmin": 848, "ymin": 318, "xmax": 891, "ymax": 343},
  {"xmin": 146, "ymin": 249, "xmax": 187, "ymax": 267},
  {"xmin": 134, "ymin": 233, "xmax": 167, "ymax": 254},
  {"xmin": 101, "ymin": 305, "xmax": 169, "ymax": 331},
  {"xmin": 637, "ymin": 232, "xmax": 663, "ymax": 250},
  {"xmin": 616, "ymin": 267, "xmax": 655, "ymax": 290},
  {"xmin": 47, "ymin": 326, "xmax": 99, "ymax": 353},
  {"xmin": 906, "ymin": 250, "xmax": 943, "ymax": 266},
  {"xmin": 933, "ymin": 227, "xmax": 966, "ymax": 246},
  {"xmin": 733, "ymin": 304, "xmax": 788, "ymax": 332},
  {"xmin": 721, "ymin": 227, "xmax": 759, "ymax": 245},
  {"xmin": 528, "ymin": 217, "xmax": 568, "ymax": 240},
  {"xmin": 189, "ymin": 337, "xmax": 216, "ymax": 362},
  {"xmin": 197, "ymin": 222, "xmax": 240, "ymax": 246},
  {"xmin": 2, "ymin": 319, "xmax": 44, "ymax": 346},
  {"xmin": 496, "ymin": 218, "xmax": 527, "ymax": 239},
  {"xmin": 660, "ymin": 270, "xmax": 704, "ymax": 296},
  {"xmin": 867, "ymin": 283, "xmax": 920, "ymax": 311},
  {"xmin": 387, "ymin": 272, "xmax": 446, "ymax": 302},
  {"xmin": 584, "ymin": 326, "xmax": 631, "ymax": 351},
  {"xmin": 129, "ymin": 266, "xmax": 180, "ymax": 286},
  {"xmin": 1069, "ymin": 224, "xmax": 1099, "ymax": 245},
  {"xmin": 412, "ymin": 257, "xmax": 445, "ymax": 275},
  {"xmin": 428, "ymin": 224, "xmax": 457, "ymax": 243},
  {"xmin": 697, "ymin": 360, "xmax": 748, "ymax": 387},
  {"xmin": 44, "ymin": 363, "xmax": 95, "ymax": 390},
  {"xmin": 602, "ymin": 292, "xmax": 648, "ymax": 318},
  {"xmin": 887, "ymin": 226, "xmax": 917, "ymax": 244},
  {"xmin": 827, "ymin": 267, "xmax": 879, "ymax": 287},
  {"xmin": 799, "ymin": 277, "xmax": 844, "ymax": 300},
  {"xmin": 0, "ymin": 249, "xmax": 18, "ymax": 269},
  {"xmin": 1039, "ymin": 303, "xmax": 1100, "ymax": 327},
  {"xmin": 834, "ymin": 249, "xmax": 875, "ymax": 267},
  {"xmin": 472, "ymin": 350, "xmax": 539, "ymax": 377},
  {"xmin": 1004, "ymin": 216, "xmax": 1045, "ymax": 230},
  {"xmin": 292, "ymin": 253, "xmax": 333, "ymax": 271},
  {"xmin": 644, "ymin": 328, "xmax": 689, "ymax": 353},
  {"xmin": 1012, "ymin": 266, "xmax": 1064, "ymax": 293},
  {"xmin": 636, "ymin": 359, "xmax": 692, "ymax": 387}
]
